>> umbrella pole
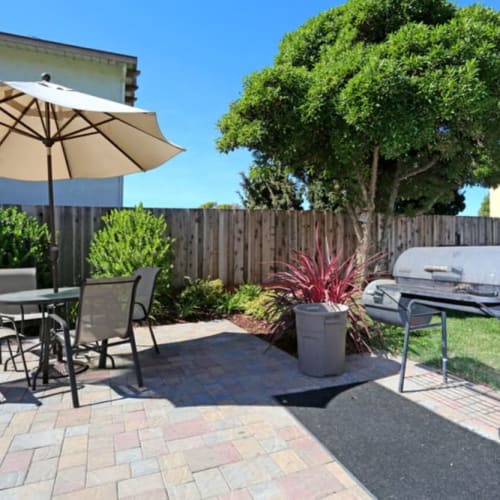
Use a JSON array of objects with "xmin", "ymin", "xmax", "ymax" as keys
[
  {"xmin": 46, "ymin": 146, "xmax": 59, "ymax": 293},
  {"xmin": 43, "ymin": 93, "xmax": 58, "ymax": 293}
]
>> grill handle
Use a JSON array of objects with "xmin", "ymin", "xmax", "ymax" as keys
[
  {"xmin": 424, "ymin": 265, "xmax": 448, "ymax": 273},
  {"xmin": 424, "ymin": 265, "xmax": 463, "ymax": 282},
  {"xmin": 424, "ymin": 265, "xmax": 462, "ymax": 274}
]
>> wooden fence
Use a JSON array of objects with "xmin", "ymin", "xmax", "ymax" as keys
[{"xmin": 4, "ymin": 205, "xmax": 500, "ymax": 287}]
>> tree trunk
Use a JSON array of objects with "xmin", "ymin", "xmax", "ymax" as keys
[
  {"xmin": 376, "ymin": 158, "xmax": 438, "ymax": 272},
  {"xmin": 376, "ymin": 164, "xmax": 401, "ymax": 272},
  {"xmin": 356, "ymin": 145, "xmax": 380, "ymax": 281}
]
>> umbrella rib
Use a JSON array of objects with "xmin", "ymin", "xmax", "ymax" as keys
[
  {"xmin": 0, "ymin": 120, "xmax": 44, "ymax": 143},
  {"xmin": 34, "ymin": 99, "xmax": 49, "ymax": 140},
  {"xmin": 50, "ymin": 102, "xmax": 73, "ymax": 177},
  {"xmin": 74, "ymin": 110, "xmax": 147, "ymax": 171},
  {"xmin": 47, "ymin": 103, "xmax": 109, "ymax": 177},
  {"xmin": 51, "ymin": 109, "xmax": 80, "ymax": 139},
  {"xmin": 102, "ymin": 112, "xmax": 171, "ymax": 144},
  {"xmin": 50, "ymin": 111, "xmax": 105, "ymax": 141},
  {"xmin": 49, "ymin": 108, "xmax": 147, "ymax": 174},
  {"xmin": 0, "ymin": 98, "xmax": 46, "ymax": 146},
  {"xmin": 0, "ymin": 90, "xmax": 25, "ymax": 105},
  {"xmin": 53, "ymin": 117, "xmax": 114, "ymax": 141},
  {"xmin": 79, "ymin": 108, "xmax": 173, "ymax": 147}
]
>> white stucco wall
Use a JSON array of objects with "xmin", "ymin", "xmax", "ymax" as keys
[
  {"xmin": 489, "ymin": 187, "xmax": 500, "ymax": 217},
  {"xmin": 0, "ymin": 41, "xmax": 127, "ymax": 207}
]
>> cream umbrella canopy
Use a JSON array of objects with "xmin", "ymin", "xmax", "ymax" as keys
[{"xmin": 0, "ymin": 73, "xmax": 184, "ymax": 291}]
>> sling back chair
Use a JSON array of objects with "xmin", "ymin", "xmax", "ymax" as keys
[
  {"xmin": 50, "ymin": 276, "xmax": 142, "ymax": 408},
  {"xmin": 0, "ymin": 268, "xmax": 45, "ymax": 385},
  {"xmin": 0, "ymin": 316, "xmax": 30, "ymax": 386},
  {"xmin": 0, "ymin": 268, "xmax": 44, "ymax": 323},
  {"xmin": 133, "ymin": 267, "xmax": 162, "ymax": 353}
]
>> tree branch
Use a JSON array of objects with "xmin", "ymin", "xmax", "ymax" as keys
[
  {"xmin": 414, "ymin": 194, "xmax": 441, "ymax": 216},
  {"xmin": 346, "ymin": 203, "xmax": 363, "ymax": 244},
  {"xmin": 397, "ymin": 158, "xmax": 438, "ymax": 182}
]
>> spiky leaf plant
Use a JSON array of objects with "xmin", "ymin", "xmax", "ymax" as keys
[{"xmin": 267, "ymin": 228, "xmax": 382, "ymax": 353}]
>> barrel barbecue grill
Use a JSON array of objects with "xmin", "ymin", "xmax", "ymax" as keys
[{"xmin": 363, "ymin": 246, "xmax": 500, "ymax": 391}]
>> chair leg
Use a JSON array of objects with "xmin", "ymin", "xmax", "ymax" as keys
[
  {"xmin": 62, "ymin": 330, "xmax": 79, "ymax": 408},
  {"xmin": 98, "ymin": 340, "xmax": 109, "ymax": 369},
  {"xmin": 5, "ymin": 340, "xmax": 40, "ymax": 371},
  {"xmin": 148, "ymin": 319, "xmax": 160, "ymax": 354},
  {"xmin": 129, "ymin": 331, "xmax": 143, "ymax": 387},
  {"xmin": 5, "ymin": 340, "xmax": 13, "ymax": 370},
  {"xmin": 14, "ymin": 335, "xmax": 31, "ymax": 388},
  {"xmin": 3, "ymin": 336, "xmax": 31, "ymax": 388},
  {"xmin": 3, "ymin": 348, "xmax": 18, "ymax": 371},
  {"xmin": 105, "ymin": 352, "xmax": 116, "ymax": 369},
  {"xmin": 99, "ymin": 342, "xmax": 116, "ymax": 369}
]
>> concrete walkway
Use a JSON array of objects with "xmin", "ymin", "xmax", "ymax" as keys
[{"xmin": 0, "ymin": 320, "xmax": 498, "ymax": 499}]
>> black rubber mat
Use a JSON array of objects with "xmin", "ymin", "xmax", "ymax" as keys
[{"xmin": 275, "ymin": 382, "xmax": 500, "ymax": 500}]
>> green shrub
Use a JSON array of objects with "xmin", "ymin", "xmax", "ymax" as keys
[
  {"xmin": 87, "ymin": 204, "xmax": 175, "ymax": 307},
  {"xmin": 243, "ymin": 290, "xmax": 277, "ymax": 320},
  {"xmin": 0, "ymin": 206, "xmax": 50, "ymax": 287},
  {"xmin": 226, "ymin": 283, "xmax": 263, "ymax": 313},
  {"xmin": 176, "ymin": 277, "xmax": 229, "ymax": 320}
]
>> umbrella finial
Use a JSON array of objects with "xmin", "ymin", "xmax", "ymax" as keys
[{"xmin": 41, "ymin": 73, "xmax": 51, "ymax": 82}]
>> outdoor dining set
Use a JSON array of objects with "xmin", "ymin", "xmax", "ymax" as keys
[
  {"xmin": 0, "ymin": 266, "xmax": 161, "ymax": 408},
  {"xmin": 0, "ymin": 73, "xmax": 185, "ymax": 410}
]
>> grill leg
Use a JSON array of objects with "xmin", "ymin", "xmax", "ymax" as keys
[
  {"xmin": 398, "ymin": 317, "xmax": 412, "ymax": 393},
  {"xmin": 441, "ymin": 311, "xmax": 448, "ymax": 384}
]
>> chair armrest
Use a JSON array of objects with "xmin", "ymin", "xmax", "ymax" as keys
[
  {"xmin": 133, "ymin": 301, "xmax": 148, "ymax": 320},
  {"xmin": 48, "ymin": 313, "xmax": 69, "ymax": 333},
  {"xmin": 0, "ymin": 314, "xmax": 18, "ymax": 331},
  {"xmin": 48, "ymin": 313, "xmax": 78, "ymax": 349},
  {"xmin": 47, "ymin": 302, "xmax": 65, "ymax": 312}
]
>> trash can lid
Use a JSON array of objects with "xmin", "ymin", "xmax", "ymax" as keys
[{"xmin": 294, "ymin": 303, "xmax": 348, "ymax": 315}]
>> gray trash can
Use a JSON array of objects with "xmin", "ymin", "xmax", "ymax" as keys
[{"xmin": 294, "ymin": 303, "xmax": 348, "ymax": 377}]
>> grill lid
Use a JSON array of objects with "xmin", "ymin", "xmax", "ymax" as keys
[{"xmin": 393, "ymin": 246, "xmax": 500, "ymax": 291}]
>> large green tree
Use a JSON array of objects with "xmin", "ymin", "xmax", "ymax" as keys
[
  {"xmin": 239, "ymin": 156, "xmax": 304, "ymax": 209},
  {"xmin": 217, "ymin": 0, "xmax": 500, "ymax": 271},
  {"xmin": 478, "ymin": 194, "xmax": 490, "ymax": 217}
]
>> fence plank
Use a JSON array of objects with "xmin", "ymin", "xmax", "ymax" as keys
[
  {"xmin": 186, "ymin": 209, "xmax": 201, "ymax": 283},
  {"xmin": 260, "ymin": 211, "xmax": 275, "ymax": 281},
  {"xmin": 334, "ymin": 214, "xmax": 344, "ymax": 257},
  {"xmin": 233, "ymin": 210, "xmax": 245, "ymax": 285},
  {"xmin": 248, "ymin": 211, "xmax": 263, "ymax": 283},
  {"xmin": 217, "ymin": 210, "xmax": 230, "ymax": 285}
]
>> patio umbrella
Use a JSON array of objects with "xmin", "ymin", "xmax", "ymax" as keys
[{"xmin": 0, "ymin": 73, "xmax": 184, "ymax": 291}]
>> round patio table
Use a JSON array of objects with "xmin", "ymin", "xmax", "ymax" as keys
[{"xmin": 0, "ymin": 287, "xmax": 80, "ymax": 387}]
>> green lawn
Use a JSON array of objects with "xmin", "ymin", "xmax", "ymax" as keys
[{"xmin": 377, "ymin": 313, "xmax": 500, "ymax": 389}]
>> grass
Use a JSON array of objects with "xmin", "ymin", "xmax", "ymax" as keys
[{"xmin": 376, "ymin": 312, "xmax": 500, "ymax": 389}]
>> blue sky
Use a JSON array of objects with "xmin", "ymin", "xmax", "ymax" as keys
[{"xmin": 2, "ymin": 0, "xmax": 498, "ymax": 215}]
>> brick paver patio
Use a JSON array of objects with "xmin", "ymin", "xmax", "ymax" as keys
[{"xmin": 0, "ymin": 320, "xmax": 498, "ymax": 499}]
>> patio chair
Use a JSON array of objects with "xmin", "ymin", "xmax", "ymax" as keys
[
  {"xmin": 133, "ymin": 267, "xmax": 161, "ymax": 353},
  {"xmin": 50, "ymin": 276, "xmax": 142, "ymax": 408},
  {"xmin": 0, "ymin": 267, "xmax": 45, "ymax": 325},
  {"xmin": 0, "ymin": 268, "xmax": 44, "ymax": 381},
  {"xmin": 0, "ymin": 315, "xmax": 30, "ymax": 386}
]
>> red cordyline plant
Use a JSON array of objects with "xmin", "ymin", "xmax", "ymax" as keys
[{"xmin": 266, "ymin": 229, "xmax": 383, "ymax": 353}]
